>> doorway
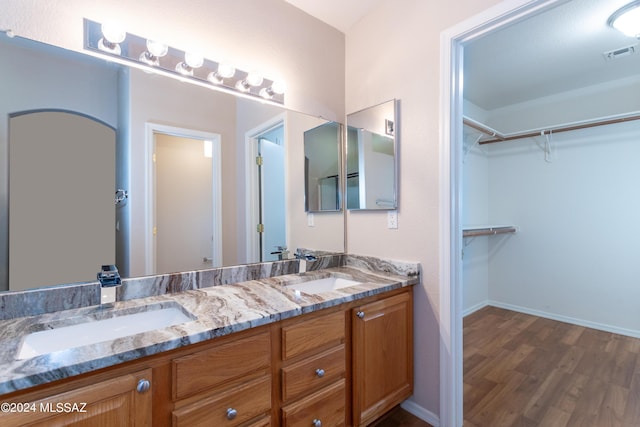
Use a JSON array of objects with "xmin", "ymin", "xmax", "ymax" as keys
[
  {"xmin": 245, "ymin": 116, "xmax": 287, "ymax": 263},
  {"xmin": 440, "ymin": 0, "xmax": 565, "ymax": 424},
  {"xmin": 145, "ymin": 124, "xmax": 222, "ymax": 275}
]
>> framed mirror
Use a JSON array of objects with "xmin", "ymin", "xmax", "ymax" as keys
[
  {"xmin": 346, "ymin": 99, "xmax": 398, "ymax": 210},
  {"xmin": 0, "ymin": 34, "xmax": 345, "ymax": 292},
  {"xmin": 304, "ymin": 121, "xmax": 342, "ymax": 212}
]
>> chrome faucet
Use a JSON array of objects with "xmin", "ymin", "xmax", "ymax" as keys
[
  {"xmin": 270, "ymin": 245, "xmax": 290, "ymax": 261},
  {"xmin": 294, "ymin": 249, "xmax": 318, "ymax": 262},
  {"xmin": 295, "ymin": 250, "xmax": 318, "ymax": 273},
  {"xmin": 97, "ymin": 265, "xmax": 121, "ymax": 307}
]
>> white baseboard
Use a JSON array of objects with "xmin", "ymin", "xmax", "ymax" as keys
[
  {"xmin": 462, "ymin": 300, "xmax": 489, "ymax": 317},
  {"xmin": 401, "ymin": 399, "xmax": 440, "ymax": 427},
  {"xmin": 487, "ymin": 300, "xmax": 640, "ymax": 340}
]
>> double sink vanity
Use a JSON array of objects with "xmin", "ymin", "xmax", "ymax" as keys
[{"xmin": 0, "ymin": 254, "xmax": 418, "ymax": 426}]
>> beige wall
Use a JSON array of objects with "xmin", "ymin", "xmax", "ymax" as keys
[{"xmin": 345, "ymin": 0, "xmax": 502, "ymax": 417}]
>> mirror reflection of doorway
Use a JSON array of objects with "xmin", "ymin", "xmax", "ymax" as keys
[
  {"xmin": 8, "ymin": 110, "xmax": 115, "ymax": 290},
  {"xmin": 254, "ymin": 124, "xmax": 286, "ymax": 262},
  {"xmin": 148, "ymin": 125, "xmax": 222, "ymax": 275}
]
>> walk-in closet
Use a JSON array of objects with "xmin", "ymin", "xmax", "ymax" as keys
[{"xmin": 462, "ymin": 0, "xmax": 640, "ymax": 337}]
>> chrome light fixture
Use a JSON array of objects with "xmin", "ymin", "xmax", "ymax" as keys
[
  {"xmin": 608, "ymin": 1, "xmax": 640, "ymax": 38},
  {"xmin": 83, "ymin": 19, "xmax": 285, "ymax": 104}
]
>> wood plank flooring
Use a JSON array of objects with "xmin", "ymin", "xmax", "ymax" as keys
[
  {"xmin": 371, "ymin": 406, "xmax": 434, "ymax": 427},
  {"xmin": 464, "ymin": 306, "xmax": 640, "ymax": 427}
]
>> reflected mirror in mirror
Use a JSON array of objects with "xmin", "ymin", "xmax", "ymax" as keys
[
  {"xmin": 304, "ymin": 122, "xmax": 342, "ymax": 212},
  {"xmin": 0, "ymin": 34, "xmax": 345, "ymax": 292},
  {"xmin": 346, "ymin": 99, "xmax": 398, "ymax": 210}
]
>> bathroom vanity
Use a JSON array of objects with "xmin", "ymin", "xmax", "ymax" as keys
[{"xmin": 0, "ymin": 255, "xmax": 417, "ymax": 426}]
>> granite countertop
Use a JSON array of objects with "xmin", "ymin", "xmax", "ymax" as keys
[{"xmin": 0, "ymin": 264, "xmax": 418, "ymax": 395}]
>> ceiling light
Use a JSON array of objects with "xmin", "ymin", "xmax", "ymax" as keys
[{"xmin": 608, "ymin": 1, "xmax": 640, "ymax": 38}]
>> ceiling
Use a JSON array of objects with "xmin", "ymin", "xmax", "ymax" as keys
[
  {"xmin": 285, "ymin": 0, "xmax": 639, "ymax": 114},
  {"xmin": 464, "ymin": 0, "xmax": 640, "ymax": 111},
  {"xmin": 284, "ymin": 0, "xmax": 382, "ymax": 33}
]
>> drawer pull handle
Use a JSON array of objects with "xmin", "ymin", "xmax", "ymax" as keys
[
  {"xmin": 136, "ymin": 379, "xmax": 150, "ymax": 393},
  {"xmin": 312, "ymin": 419, "xmax": 322, "ymax": 427},
  {"xmin": 226, "ymin": 408, "xmax": 237, "ymax": 420},
  {"xmin": 315, "ymin": 368, "xmax": 325, "ymax": 378},
  {"xmin": 356, "ymin": 311, "xmax": 365, "ymax": 319}
]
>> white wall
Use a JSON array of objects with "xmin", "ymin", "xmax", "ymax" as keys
[
  {"xmin": 483, "ymin": 120, "xmax": 640, "ymax": 334},
  {"xmin": 461, "ymin": 140, "xmax": 490, "ymax": 315},
  {"xmin": 345, "ymin": 0, "xmax": 503, "ymax": 419}
]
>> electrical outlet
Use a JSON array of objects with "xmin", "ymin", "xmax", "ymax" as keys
[
  {"xmin": 387, "ymin": 211, "xmax": 398, "ymax": 229},
  {"xmin": 307, "ymin": 212, "xmax": 315, "ymax": 227}
]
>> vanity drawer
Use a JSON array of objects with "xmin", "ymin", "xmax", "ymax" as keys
[
  {"xmin": 281, "ymin": 344, "xmax": 345, "ymax": 402},
  {"xmin": 172, "ymin": 330, "xmax": 270, "ymax": 400},
  {"xmin": 281, "ymin": 378, "xmax": 345, "ymax": 427},
  {"xmin": 172, "ymin": 375, "xmax": 271, "ymax": 427},
  {"xmin": 281, "ymin": 311, "xmax": 345, "ymax": 360}
]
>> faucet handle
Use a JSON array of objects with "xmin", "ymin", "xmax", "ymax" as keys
[{"xmin": 97, "ymin": 265, "xmax": 121, "ymax": 287}]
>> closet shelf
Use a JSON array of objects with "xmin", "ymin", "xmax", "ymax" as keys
[{"xmin": 463, "ymin": 225, "xmax": 517, "ymax": 237}]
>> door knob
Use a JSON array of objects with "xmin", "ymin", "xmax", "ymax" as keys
[
  {"xmin": 356, "ymin": 311, "xmax": 365, "ymax": 319},
  {"xmin": 226, "ymin": 408, "xmax": 237, "ymax": 420}
]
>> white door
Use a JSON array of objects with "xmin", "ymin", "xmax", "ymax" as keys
[
  {"xmin": 9, "ymin": 111, "xmax": 115, "ymax": 290},
  {"xmin": 259, "ymin": 137, "xmax": 286, "ymax": 262},
  {"xmin": 154, "ymin": 133, "xmax": 215, "ymax": 273}
]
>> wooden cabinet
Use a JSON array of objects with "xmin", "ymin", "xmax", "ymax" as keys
[
  {"xmin": 0, "ymin": 286, "xmax": 414, "ymax": 427},
  {"xmin": 0, "ymin": 368, "xmax": 153, "ymax": 427},
  {"xmin": 171, "ymin": 329, "xmax": 272, "ymax": 427},
  {"xmin": 352, "ymin": 290, "xmax": 413, "ymax": 427},
  {"xmin": 279, "ymin": 310, "xmax": 347, "ymax": 426}
]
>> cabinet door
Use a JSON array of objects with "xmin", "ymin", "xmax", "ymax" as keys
[
  {"xmin": 0, "ymin": 368, "xmax": 152, "ymax": 427},
  {"xmin": 352, "ymin": 291, "xmax": 413, "ymax": 426}
]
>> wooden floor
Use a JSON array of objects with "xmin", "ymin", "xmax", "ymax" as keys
[
  {"xmin": 464, "ymin": 306, "xmax": 640, "ymax": 427},
  {"xmin": 371, "ymin": 406, "xmax": 434, "ymax": 427}
]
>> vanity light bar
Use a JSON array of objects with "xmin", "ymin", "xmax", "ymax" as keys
[{"xmin": 83, "ymin": 19, "xmax": 285, "ymax": 104}]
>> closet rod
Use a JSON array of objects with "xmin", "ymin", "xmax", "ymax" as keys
[
  {"xmin": 462, "ymin": 226, "xmax": 517, "ymax": 238},
  {"xmin": 463, "ymin": 113, "xmax": 640, "ymax": 145}
]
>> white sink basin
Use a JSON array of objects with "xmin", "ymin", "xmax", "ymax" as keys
[
  {"xmin": 286, "ymin": 276, "xmax": 362, "ymax": 294},
  {"xmin": 17, "ymin": 305, "xmax": 195, "ymax": 360}
]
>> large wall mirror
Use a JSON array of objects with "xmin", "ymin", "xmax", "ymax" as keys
[
  {"xmin": 346, "ymin": 99, "xmax": 398, "ymax": 210},
  {"xmin": 304, "ymin": 122, "xmax": 342, "ymax": 212},
  {"xmin": 0, "ymin": 34, "xmax": 344, "ymax": 292}
]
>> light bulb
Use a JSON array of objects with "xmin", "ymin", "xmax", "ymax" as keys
[
  {"xmin": 246, "ymin": 72, "xmax": 264, "ymax": 87},
  {"xmin": 184, "ymin": 52, "xmax": 204, "ymax": 69},
  {"xmin": 98, "ymin": 22, "xmax": 126, "ymax": 55},
  {"xmin": 101, "ymin": 22, "xmax": 126, "ymax": 44},
  {"xmin": 235, "ymin": 80, "xmax": 251, "ymax": 92},
  {"xmin": 217, "ymin": 63, "xmax": 236, "ymax": 78},
  {"xmin": 271, "ymin": 80, "xmax": 286, "ymax": 95},
  {"xmin": 146, "ymin": 40, "xmax": 168, "ymax": 57}
]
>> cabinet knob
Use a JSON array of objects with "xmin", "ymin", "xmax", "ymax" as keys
[
  {"xmin": 312, "ymin": 419, "xmax": 322, "ymax": 427},
  {"xmin": 356, "ymin": 311, "xmax": 365, "ymax": 319},
  {"xmin": 315, "ymin": 368, "xmax": 325, "ymax": 378},
  {"xmin": 226, "ymin": 408, "xmax": 237, "ymax": 420},
  {"xmin": 136, "ymin": 379, "xmax": 150, "ymax": 393}
]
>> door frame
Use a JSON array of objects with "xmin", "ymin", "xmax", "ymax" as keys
[
  {"xmin": 144, "ymin": 123, "xmax": 222, "ymax": 275},
  {"xmin": 244, "ymin": 113, "xmax": 286, "ymax": 263},
  {"xmin": 439, "ymin": 0, "xmax": 564, "ymax": 425}
]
